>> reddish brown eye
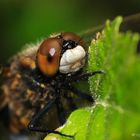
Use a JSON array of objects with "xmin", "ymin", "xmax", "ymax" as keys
[
  {"xmin": 61, "ymin": 32, "xmax": 84, "ymax": 46},
  {"xmin": 37, "ymin": 38, "xmax": 61, "ymax": 76}
]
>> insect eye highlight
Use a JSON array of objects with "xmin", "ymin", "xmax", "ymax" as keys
[
  {"xmin": 37, "ymin": 38, "xmax": 61, "ymax": 76},
  {"xmin": 47, "ymin": 48, "xmax": 56, "ymax": 62}
]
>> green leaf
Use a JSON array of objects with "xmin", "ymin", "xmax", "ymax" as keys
[{"xmin": 44, "ymin": 17, "xmax": 140, "ymax": 140}]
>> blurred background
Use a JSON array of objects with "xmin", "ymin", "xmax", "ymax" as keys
[{"xmin": 0, "ymin": 0, "xmax": 140, "ymax": 64}]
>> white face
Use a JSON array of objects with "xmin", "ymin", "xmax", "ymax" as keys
[{"xmin": 59, "ymin": 45, "xmax": 86, "ymax": 73}]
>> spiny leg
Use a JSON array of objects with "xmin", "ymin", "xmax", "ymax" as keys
[
  {"xmin": 55, "ymin": 96, "xmax": 66, "ymax": 124},
  {"xmin": 69, "ymin": 70, "xmax": 104, "ymax": 83},
  {"xmin": 65, "ymin": 70, "xmax": 104, "ymax": 102},
  {"xmin": 28, "ymin": 97, "xmax": 73, "ymax": 138},
  {"xmin": 28, "ymin": 97, "xmax": 56, "ymax": 132},
  {"xmin": 68, "ymin": 85, "xmax": 94, "ymax": 102},
  {"xmin": 55, "ymin": 91, "xmax": 77, "ymax": 125}
]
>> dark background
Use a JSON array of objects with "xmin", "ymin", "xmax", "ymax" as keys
[{"xmin": 0, "ymin": 0, "xmax": 140, "ymax": 64}]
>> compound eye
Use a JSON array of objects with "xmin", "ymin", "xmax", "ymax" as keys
[
  {"xmin": 37, "ymin": 38, "xmax": 61, "ymax": 76},
  {"xmin": 61, "ymin": 32, "xmax": 84, "ymax": 46}
]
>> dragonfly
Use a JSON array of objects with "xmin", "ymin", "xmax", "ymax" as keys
[{"xmin": 0, "ymin": 13, "xmax": 140, "ymax": 140}]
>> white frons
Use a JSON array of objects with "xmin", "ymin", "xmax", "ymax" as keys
[{"xmin": 59, "ymin": 45, "xmax": 86, "ymax": 73}]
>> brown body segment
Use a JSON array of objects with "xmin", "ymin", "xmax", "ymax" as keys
[
  {"xmin": 0, "ymin": 53, "xmax": 61, "ymax": 134},
  {"xmin": 0, "ymin": 32, "xmax": 87, "ymax": 137}
]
